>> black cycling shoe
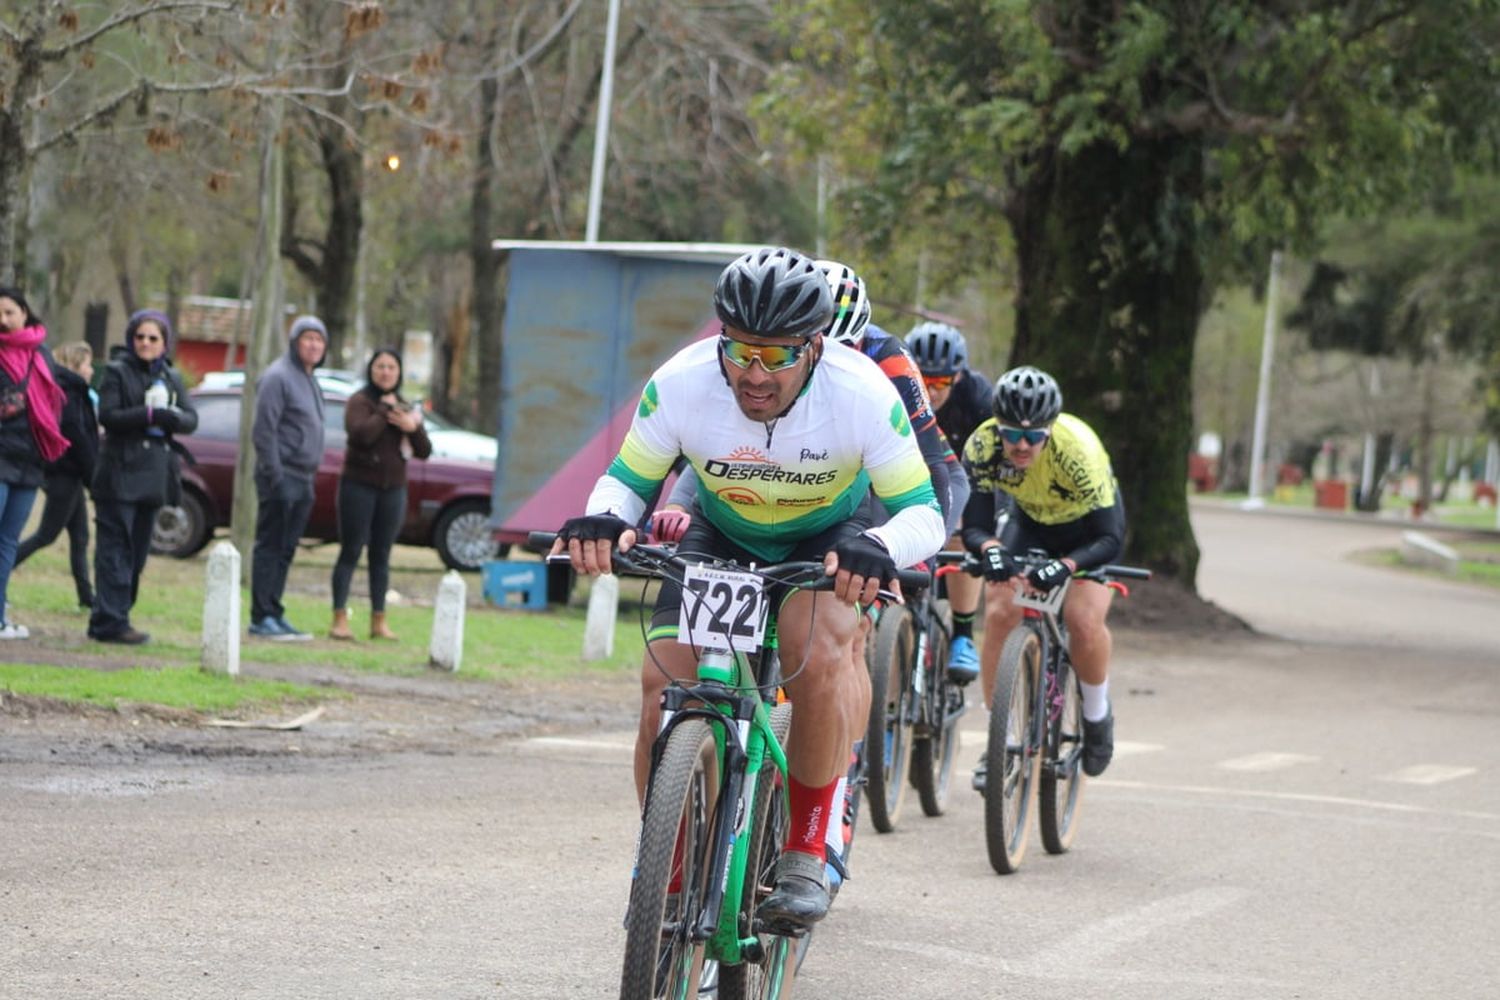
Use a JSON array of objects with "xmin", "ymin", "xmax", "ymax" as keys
[
  {"xmin": 756, "ymin": 852, "xmax": 829, "ymax": 933},
  {"xmin": 1082, "ymin": 710, "xmax": 1115, "ymax": 777}
]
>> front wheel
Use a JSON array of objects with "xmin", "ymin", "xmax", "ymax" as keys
[
  {"xmin": 1039, "ymin": 657, "xmax": 1086, "ymax": 855},
  {"xmin": 620, "ymin": 720, "xmax": 721, "ymax": 1000},
  {"xmin": 863, "ymin": 606, "xmax": 914, "ymax": 834},
  {"xmin": 720, "ymin": 705, "xmax": 796, "ymax": 1000},
  {"xmin": 984, "ymin": 625, "xmax": 1041, "ymax": 875}
]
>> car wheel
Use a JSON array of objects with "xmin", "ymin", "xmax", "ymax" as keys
[
  {"xmin": 151, "ymin": 490, "xmax": 211, "ymax": 558},
  {"xmin": 434, "ymin": 500, "xmax": 497, "ymax": 571}
]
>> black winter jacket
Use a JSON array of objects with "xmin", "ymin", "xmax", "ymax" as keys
[
  {"xmin": 91, "ymin": 351, "xmax": 198, "ymax": 506},
  {"xmin": 0, "ymin": 345, "xmax": 51, "ymax": 488},
  {"xmin": 46, "ymin": 365, "xmax": 99, "ymax": 482}
]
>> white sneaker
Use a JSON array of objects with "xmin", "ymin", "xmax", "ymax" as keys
[{"xmin": 0, "ymin": 621, "xmax": 31, "ymax": 639}]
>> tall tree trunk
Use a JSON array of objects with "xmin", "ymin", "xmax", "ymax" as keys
[
  {"xmin": 471, "ymin": 65, "xmax": 504, "ymax": 438},
  {"xmin": 1007, "ymin": 135, "xmax": 1205, "ymax": 585},
  {"xmin": 0, "ymin": 45, "xmax": 41, "ymax": 285},
  {"xmin": 310, "ymin": 122, "xmax": 362, "ymax": 364}
]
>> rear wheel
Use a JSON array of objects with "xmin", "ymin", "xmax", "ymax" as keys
[
  {"xmin": 1039, "ymin": 657, "xmax": 1086, "ymax": 855},
  {"xmin": 984, "ymin": 625, "xmax": 1041, "ymax": 875},
  {"xmin": 433, "ymin": 499, "xmax": 497, "ymax": 571},
  {"xmin": 720, "ymin": 705, "xmax": 796, "ymax": 1000},
  {"xmin": 863, "ymin": 606, "xmax": 914, "ymax": 833},
  {"xmin": 912, "ymin": 599, "xmax": 960, "ymax": 816},
  {"xmin": 620, "ymin": 720, "xmax": 721, "ymax": 1000}
]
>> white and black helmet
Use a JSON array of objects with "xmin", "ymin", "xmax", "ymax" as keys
[
  {"xmin": 815, "ymin": 259, "xmax": 871, "ymax": 345},
  {"xmin": 714, "ymin": 247, "xmax": 833, "ymax": 340},
  {"xmin": 993, "ymin": 366, "xmax": 1063, "ymax": 427},
  {"xmin": 905, "ymin": 322, "xmax": 968, "ymax": 376}
]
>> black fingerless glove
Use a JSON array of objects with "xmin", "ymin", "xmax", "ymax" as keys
[
  {"xmin": 833, "ymin": 533, "xmax": 896, "ymax": 587},
  {"xmin": 558, "ymin": 513, "xmax": 630, "ymax": 544},
  {"xmin": 1027, "ymin": 558, "xmax": 1072, "ymax": 592},
  {"xmin": 982, "ymin": 546, "xmax": 1016, "ymax": 583}
]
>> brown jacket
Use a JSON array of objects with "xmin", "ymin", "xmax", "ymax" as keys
[{"xmin": 340, "ymin": 390, "xmax": 432, "ymax": 490}]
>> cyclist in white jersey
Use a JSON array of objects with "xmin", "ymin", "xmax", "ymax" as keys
[{"xmin": 553, "ymin": 247, "xmax": 945, "ymax": 930}]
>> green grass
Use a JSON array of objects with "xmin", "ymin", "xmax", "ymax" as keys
[
  {"xmin": 0, "ymin": 662, "xmax": 321, "ymax": 712},
  {"xmin": 1206, "ymin": 486, "xmax": 1499, "ymax": 529},
  {"xmin": 5, "ymin": 510, "xmax": 649, "ymax": 709},
  {"xmin": 1362, "ymin": 541, "xmax": 1500, "ymax": 589}
]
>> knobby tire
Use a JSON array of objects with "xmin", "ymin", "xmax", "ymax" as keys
[
  {"xmin": 985, "ymin": 625, "xmax": 1040, "ymax": 875},
  {"xmin": 911, "ymin": 598, "xmax": 958, "ymax": 817},
  {"xmin": 1039, "ymin": 656, "xmax": 1086, "ymax": 855},
  {"xmin": 720, "ymin": 704, "xmax": 796, "ymax": 1000},
  {"xmin": 620, "ymin": 720, "xmax": 721, "ymax": 1000},
  {"xmin": 863, "ymin": 606, "xmax": 915, "ymax": 833}
]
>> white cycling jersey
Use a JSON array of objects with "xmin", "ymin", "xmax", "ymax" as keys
[{"xmin": 586, "ymin": 337, "xmax": 945, "ymax": 566}]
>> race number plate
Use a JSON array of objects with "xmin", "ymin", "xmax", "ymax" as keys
[{"xmin": 677, "ymin": 564, "xmax": 769, "ymax": 652}]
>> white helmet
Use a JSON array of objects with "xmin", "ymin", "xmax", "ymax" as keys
[{"xmin": 814, "ymin": 259, "xmax": 871, "ymax": 345}]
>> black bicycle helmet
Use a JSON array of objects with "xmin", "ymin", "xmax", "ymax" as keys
[
  {"xmin": 993, "ymin": 366, "xmax": 1063, "ymax": 427},
  {"xmin": 714, "ymin": 247, "xmax": 833, "ymax": 340},
  {"xmin": 904, "ymin": 322, "xmax": 968, "ymax": 376}
]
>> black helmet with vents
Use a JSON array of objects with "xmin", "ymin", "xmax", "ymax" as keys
[
  {"xmin": 993, "ymin": 366, "xmax": 1063, "ymax": 427},
  {"xmin": 714, "ymin": 247, "xmax": 834, "ymax": 340}
]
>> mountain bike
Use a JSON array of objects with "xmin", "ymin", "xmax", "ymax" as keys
[
  {"xmin": 969, "ymin": 550, "xmax": 1150, "ymax": 875},
  {"xmin": 531, "ymin": 532, "xmax": 924, "ymax": 999},
  {"xmin": 863, "ymin": 558, "xmax": 965, "ymax": 832}
]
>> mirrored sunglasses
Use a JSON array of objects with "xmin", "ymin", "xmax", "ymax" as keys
[
  {"xmin": 999, "ymin": 424, "xmax": 1051, "ymax": 446},
  {"xmin": 923, "ymin": 374, "xmax": 955, "ymax": 391},
  {"xmin": 719, "ymin": 335, "xmax": 808, "ymax": 373}
]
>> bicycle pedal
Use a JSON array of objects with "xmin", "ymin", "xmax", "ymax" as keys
[{"xmin": 752, "ymin": 916, "xmax": 811, "ymax": 939}]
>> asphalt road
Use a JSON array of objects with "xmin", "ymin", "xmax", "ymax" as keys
[{"xmin": 3, "ymin": 505, "xmax": 1498, "ymax": 999}]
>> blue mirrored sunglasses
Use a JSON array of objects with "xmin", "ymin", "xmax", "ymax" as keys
[{"xmin": 998, "ymin": 424, "xmax": 1051, "ymax": 446}]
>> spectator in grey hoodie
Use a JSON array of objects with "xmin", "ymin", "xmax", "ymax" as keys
[{"xmin": 249, "ymin": 315, "xmax": 327, "ymax": 640}]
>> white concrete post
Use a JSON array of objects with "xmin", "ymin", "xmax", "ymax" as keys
[
  {"xmin": 582, "ymin": 573, "xmax": 619, "ymax": 661},
  {"xmin": 201, "ymin": 542, "xmax": 240, "ymax": 676},
  {"xmin": 429, "ymin": 570, "xmax": 467, "ymax": 672}
]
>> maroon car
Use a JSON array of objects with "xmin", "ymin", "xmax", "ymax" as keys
[{"xmin": 150, "ymin": 387, "xmax": 496, "ymax": 571}]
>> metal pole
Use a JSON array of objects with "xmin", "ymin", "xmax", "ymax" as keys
[
  {"xmin": 1358, "ymin": 363, "xmax": 1380, "ymax": 507},
  {"xmin": 1244, "ymin": 250, "xmax": 1281, "ymax": 508},
  {"xmin": 584, "ymin": 0, "xmax": 622, "ymax": 243}
]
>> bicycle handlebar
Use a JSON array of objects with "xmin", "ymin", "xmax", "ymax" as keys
[
  {"xmin": 936, "ymin": 547, "xmax": 1152, "ymax": 583},
  {"xmin": 527, "ymin": 530, "xmax": 932, "ymax": 597}
]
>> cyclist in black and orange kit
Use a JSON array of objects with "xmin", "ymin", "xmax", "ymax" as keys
[
  {"xmin": 960, "ymin": 366, "xmax": 1126, "ymax": 787},
  {"xmin": 904, "ymin": 322, "xmax": 995, "ymax": 685}
]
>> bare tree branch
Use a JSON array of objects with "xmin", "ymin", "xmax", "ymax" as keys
[{"xmin": 36, "ymin": 1, "xmax": 238, "ymax": 62}]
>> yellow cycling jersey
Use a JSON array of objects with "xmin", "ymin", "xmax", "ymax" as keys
[{"xmin": 963, "ymin": 412, "xmax": 1117, "ymax": 525}]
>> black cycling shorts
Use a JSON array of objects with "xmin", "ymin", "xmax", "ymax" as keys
[{"xmin": 648, "ymin": 500, "xmax": 874, "ymax": 636}]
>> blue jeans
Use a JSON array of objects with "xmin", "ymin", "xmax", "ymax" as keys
[{"xmin": 0, "ymin": 480, "xmax": 40, "ymax": 623}]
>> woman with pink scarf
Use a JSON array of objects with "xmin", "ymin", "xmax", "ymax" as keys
[{"xmin": 0, "ymin": 287, "xmax": 71, "ymax": 639}]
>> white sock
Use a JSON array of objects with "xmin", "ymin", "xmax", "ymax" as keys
[
  {"xmin": 1080, "ymin": 680, "xmax": 1110, "ymax": 723},
  {"xmin": 824, "ymin": 774, "xmax": 848, "ymax": 860}
]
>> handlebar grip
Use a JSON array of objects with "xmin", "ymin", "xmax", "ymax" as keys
[
  {"xmin": 896, "ymin": 568, "xmax": 933, "ymax": 592},
  {"xmin": 1099, "ymin": 564, "xmax": 1152, "ymax": 580},
  {"xmin": 525, "ymin": 531, "xmax": 558, "ymax": 554}
]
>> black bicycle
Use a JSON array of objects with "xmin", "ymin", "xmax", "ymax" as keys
[
  {"xmin": 970, "ymin": 550, "xmax": 1150, "ymax": 875},
  {"xmin": 863, "ymin": 557, "xmax": 967, "ymax": 832}
]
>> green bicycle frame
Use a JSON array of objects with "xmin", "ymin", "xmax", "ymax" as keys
[{"xmin": 652, "ymin": 623, "xmax": 788, "ymax": 966}]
